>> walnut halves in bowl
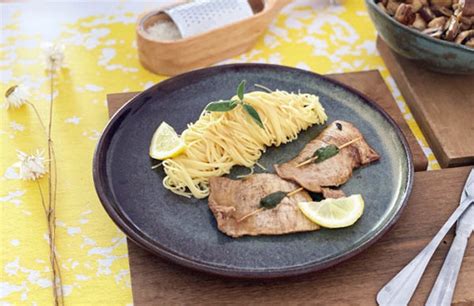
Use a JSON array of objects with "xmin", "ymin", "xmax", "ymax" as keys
[{"xmin": 376, "ymin": 0, "xmax": 474, "ymax": 47}]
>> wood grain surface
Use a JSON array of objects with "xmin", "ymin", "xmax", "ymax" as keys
[
  {"xmin": 123, "ymin": 167, "xmax": 474, "ymax": 305},
  {"xmin": 107, "ymin": 70, "xmax": 428, "ymax": 171},
  {"xmin": 105, "ymin": 72, "xmax": 473, "ymax": 305},
  {"xmin": 377, "ymin": 37, "xmax": 474, "ymax": 168}
]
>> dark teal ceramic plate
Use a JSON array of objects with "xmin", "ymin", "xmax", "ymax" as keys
[{"xmin": 93, "ymin": 64, "xmax": 413, "ymax": 278}]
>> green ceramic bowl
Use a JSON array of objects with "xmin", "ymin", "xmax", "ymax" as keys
[{"xmin": 365, "ymin": 0, "xmax": 474, "ymax": 74}]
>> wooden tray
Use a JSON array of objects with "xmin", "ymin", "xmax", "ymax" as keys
[
  {"xmin": 377, "ymin": 37, "xmax": 474, "ymax": 168},
  {"xmin": 105, "ymin": 70, "xmax": 472, "ymax": 304},
  {"xmin": 125, "ymin": 167, "xmax": 473, "ymax": 305},
  {"xmin": 107, "ymin": 70, "xmax": 428, "ymax": 171}
]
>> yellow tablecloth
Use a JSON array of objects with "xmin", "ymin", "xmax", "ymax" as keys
[{"xmin": 0, "ymin": 1, "xmax": 439, "ymax": 304}]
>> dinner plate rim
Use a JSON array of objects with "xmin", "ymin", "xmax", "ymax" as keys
[{"xmin": 93, "ymin": 63, "xmax": 414, "ymax": 279}]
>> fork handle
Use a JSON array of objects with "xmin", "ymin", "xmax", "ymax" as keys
[
  {"xmin": 425, "ymin": 233, "xmax": 469, "ymax": 306},
  {"xmin": 376, "ymin": 199, "xmax": 472, "ymax": 306}
]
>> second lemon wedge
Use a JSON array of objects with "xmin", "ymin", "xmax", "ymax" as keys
[{"xmin": 298, "ymin": 194, "xmax": 364, "ymax": 228}]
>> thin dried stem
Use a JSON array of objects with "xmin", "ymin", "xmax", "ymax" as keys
[
  {"xmin": 37, "ymin": 180, "xmax": 59, "ymax": 305},
  {"xmin": 47, "ymin": 62, "xmax": 63, "ymax": 306},
  {"xmin": 48, "ymin": 70, "xmax": 53, "ymax": 211},
  {"xmin": 26, "ymin": 101, "xmax": 58, "ymax": 202},
  {"xmin": 30, "ymin": 96, "xmax": 61, "ymax": 304},
  {"xmin": 53, "ymin": 256, "xmax": 64, "ymax": 304},
  {"xmin": 36, "ymin": 180, "xmax": 48, "ymax": 216},
  {"xmin": 49, "ymin": 69, "xmax": 54, "ymax": 209},
  {"xmin": 49, "ymin": 217, "xmax": 59, "ymax": 306},
  {"xmin": 26, "ymin": 100, "xmax": 58, "ymax": 213},
  {"xmin": 26, "ymin": 102, "xmax": 47, "ymax": 132}
]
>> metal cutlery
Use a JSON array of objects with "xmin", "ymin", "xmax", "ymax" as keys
[
  {"xmin": 426, "ymin": 169, "xmax": 474, "ymax": 306},
  {"xmin": 377, "ymin": 169, "xmax": 474, "ymax": 306}
]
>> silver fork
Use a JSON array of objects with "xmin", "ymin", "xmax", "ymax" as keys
[{"xmin": 376, "ymin": 169, "xmax": 474, "ymax": 306}]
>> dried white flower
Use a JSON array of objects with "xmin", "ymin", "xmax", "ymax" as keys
[
  {"xmin": 4, "ymin": 85, "xmax": 30, "ymax": 109},
  {"xmin": 15, "ymin": 150, "xmax": 47, "ymax": 181},
  {"xmin": 42, "ymin": 42, "xmax": 65, "ymax": 71}
]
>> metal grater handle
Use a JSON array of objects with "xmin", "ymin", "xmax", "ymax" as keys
[{"xmin": 165, "ymin": 0, "xmax": 254, "ymax": 38}]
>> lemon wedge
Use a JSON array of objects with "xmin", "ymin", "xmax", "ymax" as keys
[
  {"xmin": 149, "ymin": 122, "xmax": 186, "ymax": 160},
  {"xmin": 298, "ymin": 194, "xmax": 364, "ymax": 228}
]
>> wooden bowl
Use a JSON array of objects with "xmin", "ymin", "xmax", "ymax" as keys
[{"xmin": 136, "ymin": 0, "xmax": 291, "ymax": 76}]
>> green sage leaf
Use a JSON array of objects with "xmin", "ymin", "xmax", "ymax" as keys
[
  {"xmin": 260, "ymin": 191, "xmax": 287, "ymax": 209},
  {"xmin": 237, "ymin": 80, "xmax": 246, "ymax": 101},
  {"xmin": 243, "ymin": 104, "xmax": 264, "ymax": 128},
  {"xmin": 313, "ymin": 144, "xmax": 339, "ymax": 163},
  {"xmin": 205, "ymin": 100, "xmax": 238, "ymax": 112}
]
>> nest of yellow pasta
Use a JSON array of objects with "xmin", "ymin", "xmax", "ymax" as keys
[{"xmin": 163, "ymin": 90, "xmax": 327, "ymax": 199}]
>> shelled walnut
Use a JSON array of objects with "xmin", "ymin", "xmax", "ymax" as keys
[{"xmin": 376, "ymin": 0, "xmax": 474, "ymax": 47}]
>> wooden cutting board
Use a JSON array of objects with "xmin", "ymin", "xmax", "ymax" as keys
[
  {"xmin": 105, "ymin": 71, "xmax": 472, "ymax": 305},
  {"xmin": 107, "ymin": 70, "xmax": 428, "ymax": 171},
  {"xmin": 125, "ymin": 167, "xmax": 474, "ymax": 305},
  {"xmin": 377, "ymin": 37, "xmax": 474, "ymax": 168}
]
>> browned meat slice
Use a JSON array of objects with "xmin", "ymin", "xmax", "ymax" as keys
[
  {"xmin": 274, "ymin": 120, "xmax": 380, "ymax": 193},
  {"xmin": 208, "ymin": 173, "xmax": 319, "ymax": 238},
  {"xmin": 322, "ymin": 188, "xmax": 346, "ymax": 199}
]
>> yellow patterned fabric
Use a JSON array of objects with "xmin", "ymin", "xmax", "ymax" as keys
[{"xmin": 0, "ymin": 1, "xmax": 439, "ymax": 305}]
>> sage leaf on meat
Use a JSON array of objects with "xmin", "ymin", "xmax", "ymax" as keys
[
  {"xmin": 243, "ymin": 103, "xmax": 264, "ymax": 128},
  {"xmin": 205, "ymin": 100, "xmax": 238, "ymax": 112},
  {"xmin": 237, "ymin": 80, "xmax": 246, "ymax": 101},
  {"xmin": 260, "ymin": 191, "xmax": 287, "ymax": 209},
  {"xmin": 313, "ymin": 144, "xmax": 339, "ymax": 163}
]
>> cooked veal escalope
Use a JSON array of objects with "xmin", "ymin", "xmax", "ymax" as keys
[
  {"xmin": 208, "ymin": 120, "xmax": 380, "ymax": 237},
  {"xmin": 275, "ymin": 120, "xmax": 380, "ymax": 193},
  {"xmin": 150, "ymin": 83, "xmax": 381, "ymax": 238},
  {"xmin": 208, "ymin": 174, "xmax": 319, "ymax": 238}
]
